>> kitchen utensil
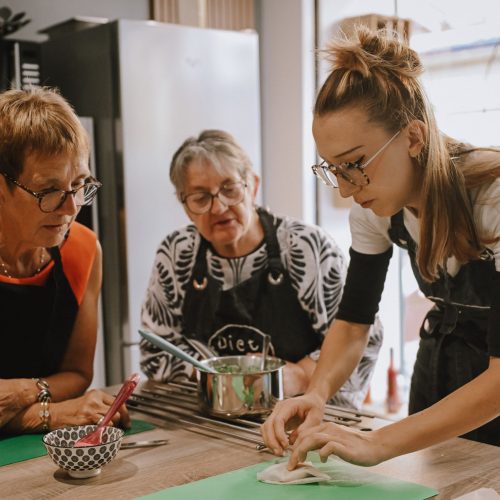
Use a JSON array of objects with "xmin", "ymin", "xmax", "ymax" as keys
[
  {"xmin": 74, "ymin": 372, "xmax": 140, "ymax": 447},
  {"xmin": 197, "ymin": 355, "xmax": 284, "ymax": 418},
  {"xmin": 43, "ymin": 425, "xmax": 123, "ymax": 479},
  {"xmin": 127, "ymin": 395, "xmax": 268, "ymax": 450},
  {"xmin": 0, "ymin": 7, "xmax": 12, "ymax": 21},
  {"xmin": 0, "ymin": 9, "xmax": 30, "ymax": 37},
  {"xmin": 184, "ymin": 337, "xmax": 217, "ymax": 360},
  {"xmin": 261, "ymin": 334, "xmax": 270, "ymax": 370},
  {"xmin": 9, "ymin": 12, "xmax": 26, "ymax": 23},
  {"xmin": 120, "ymin": 439, "xmax": 169, "ymax": 449},
  {"xmin": 139, "ymin": 329, "xmax": 217, "ymax": 373}
]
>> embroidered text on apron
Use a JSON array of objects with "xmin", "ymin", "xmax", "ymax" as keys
[
  {"xmin": 389, "ymin": 210, "xmax": 499, "ymax": 446},
  {"xmin": 182, "ymin": 207, "xmax": 322, "ymax": 362}
]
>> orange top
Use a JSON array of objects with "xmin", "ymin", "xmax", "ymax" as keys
[{"xmin": 0, "ymin": 222, "xmax": 97, "ymax": 305}]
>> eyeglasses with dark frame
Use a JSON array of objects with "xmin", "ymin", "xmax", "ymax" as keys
[
  {"xmin": 0, "ymin": 172, "xmax": 102, "ymax": 213},
  {"xmin": 311, "ymin": 130, "xmax": 401, "ymax": 188},
  {"xmin": 181, "ymin": 180, "xmax": 247, "ymax": 215}
]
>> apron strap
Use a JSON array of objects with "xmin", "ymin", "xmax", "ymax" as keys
[
  {"xmin": 256, "ymin": 207, "xmax": 285, "ymax": 283},
  {"xmin": 191, "ymin": 207, "xmax": 285, "ymax": 289},
  {"xmin": 42, "ymin": 245, "xmax": 79, "ymax": 375},
  {"xmin": 388, "ymin": 210, "xmax": 407, "ymax": 246},
  {"xmin": 191, "ymin": 236, "xmax": 210, "ymax": 290}
]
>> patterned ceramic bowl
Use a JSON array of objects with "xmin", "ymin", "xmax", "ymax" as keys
[{"xmin": 43, "ymin": 425, "xmax": 124, "ymax": 479}]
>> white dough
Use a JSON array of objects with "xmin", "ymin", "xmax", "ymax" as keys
[{"xmin": 257, "ymin": 461, "xmax": 330, "ymax": 485}]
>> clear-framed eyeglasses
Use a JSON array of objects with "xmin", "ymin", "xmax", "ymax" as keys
[
  {"xmin": 181, "ymin": 180, "xmax": 247, "ymax": 215},
  {"xmin": 1, "ymin": 172, "xmax": 102, "ymax": 213},
  {"xmin": 311, "ymin": 130, "xmax": 401, "ymax": 188}
]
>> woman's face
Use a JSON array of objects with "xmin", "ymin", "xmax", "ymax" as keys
[
  {"xmin": 0, "ymin": 152, "xmax": 90, "ymax": 249},
  {"xmin": 181, "ymin": 159, "xmax": 260, "ymax": 256},
  {"xmin": 313, "ymin": 106, "xmax": 423, "ymax": 217}
]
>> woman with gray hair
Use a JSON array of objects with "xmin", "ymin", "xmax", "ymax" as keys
[{"xmin": 140, "ymin": 129, "xmax": 382, "ymax": 406}]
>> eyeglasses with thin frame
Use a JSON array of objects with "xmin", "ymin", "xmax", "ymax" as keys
[
  {"xmin": 311, "ymin": 130, "xmax": 401, "ymax": 188},
  {"xmin": 0, "ymin": 172, "xmax": 102, "ymax": 213},
  {"xmin": 181, "ymin": 180, "xmax": 247, "ymax": 215}
]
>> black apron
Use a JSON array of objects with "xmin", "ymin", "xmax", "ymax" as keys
[
  {"xmin": 389, "ymin": 210, "xmax": 500, "ymax": 446},
  {"xmin": 0, "ymin": 246, "xmax": 79, "ymax": 378},
  {"xmin": 181, "ymin": 207, "xmax": 322, "ymax": 362}
]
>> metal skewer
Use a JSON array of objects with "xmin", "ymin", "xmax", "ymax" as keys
[
  {"xmin": 156, "ymin": 381, "xmax": 369, "ymax": 420},
  {"xmin": 129, "ymin": 381, "xmax": 374, "ymax": 451},
  {"xmin": 142, "ymin": 386, "xmax": 360, "ymax": 428},
  {"xmin": 121, "ymin": 439, "xmax": 169, "ymax": 449},
  {"xmin": 127, "ymin": 398, "xmax": 268, "ymax": 451},
  {"xmin": 139, "ymin": 388, "xmax": 262, "ymax": 428},
  {"xmin": 131, "ymin": 393, "xmax": 262, "ymax": 436}
]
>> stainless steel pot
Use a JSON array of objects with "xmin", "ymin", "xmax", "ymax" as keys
[{"xmin": 196, "ymin": 355, "xmax": 284, "ymax": 418}]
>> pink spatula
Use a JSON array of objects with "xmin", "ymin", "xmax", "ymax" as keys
[{"xmin": 74, "ymin": 373, "xmax": 141, "ymax": 447}]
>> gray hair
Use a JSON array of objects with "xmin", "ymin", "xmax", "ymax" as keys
[{"xmin": 170, "ymin": 130, "xmax": 254, "ymax": 197}]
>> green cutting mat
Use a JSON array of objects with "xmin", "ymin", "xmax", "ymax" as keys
[
  {"xmin": 138, "ymin": 455, "xmax": 438, "ymax": 500},
  {"xmin": 0, "ymin": 419, "xmax": 155, "ymax": 467}
]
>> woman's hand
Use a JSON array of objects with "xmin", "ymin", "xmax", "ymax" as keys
[
  {"xmin": 261, "ymin": 392, "xmax": 325, "ymax": 455},
  {"xmin": 0, "ymin": 379, "xmax": 37, "ymax": 428},
  {"xmin": 50, "ymin": 389, "xmax": 131, "ymax": 430},
  {"xmin": 288, "ymin": 422, "xmax": 387, "ymax": 469}
]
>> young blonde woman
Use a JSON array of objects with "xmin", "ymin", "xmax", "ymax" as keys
[{"xmin": 261, "ymin": 26, "xmax": 500, "ymax": 467}]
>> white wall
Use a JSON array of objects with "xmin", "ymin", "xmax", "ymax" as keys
[{"xmin": 257, "ymin": 0, "xmax": 316, "ymax": 223}]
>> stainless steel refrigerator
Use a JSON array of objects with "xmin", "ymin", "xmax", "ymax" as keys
[{"xmin": 42, "ymin": 20, "xmax": 261, "ymax": 384}]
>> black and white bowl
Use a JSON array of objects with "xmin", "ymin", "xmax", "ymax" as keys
[{"xmin": 43, "ymin": 425, "xmax": 124, "ymax": 478}]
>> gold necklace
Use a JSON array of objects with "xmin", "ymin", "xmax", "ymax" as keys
[{"xmin": 0, "ymin": 249, "xmax": 47, "ymax": 278}]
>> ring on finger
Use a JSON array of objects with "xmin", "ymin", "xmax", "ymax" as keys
[{"xmin": 96, "ymin": 416, "xmax": 105, "ymax": 425}]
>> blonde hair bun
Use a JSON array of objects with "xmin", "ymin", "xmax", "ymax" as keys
[{"xmin": 324, "ymin": 25, "xmax": 423, "ymax": 82}]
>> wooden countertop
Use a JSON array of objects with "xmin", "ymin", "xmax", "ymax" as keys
[{"xmin": 0, "ymin": 385, "xmax": 498, "ymax": 500}]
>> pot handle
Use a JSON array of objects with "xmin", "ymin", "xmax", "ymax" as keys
[{"xmin": 139, "ymin": 329, "xmax": 218, "ymax": 373}]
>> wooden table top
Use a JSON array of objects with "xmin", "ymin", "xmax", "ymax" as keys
[{"xmin": 0, "ymin": 385, "xmax": 499, "ymax": 500}]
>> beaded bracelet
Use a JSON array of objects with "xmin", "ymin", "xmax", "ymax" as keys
[{"xmin": 39, "ymin": 399, "xmax": 50, "ymax": 431}]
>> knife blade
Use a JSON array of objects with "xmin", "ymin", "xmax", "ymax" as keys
[{"xmin": 120, "ymin": 439, "xmax": 169, "ymax": 449}]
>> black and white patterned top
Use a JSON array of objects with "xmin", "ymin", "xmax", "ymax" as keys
[{"xmin": 140, "ymin": 210, "xmax": 383, "ymax": 409}]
